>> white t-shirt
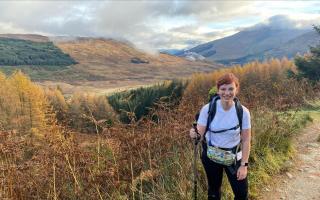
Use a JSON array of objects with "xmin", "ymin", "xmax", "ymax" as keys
[{"xmin": 197, "ymin": 100, "xmax": 251, "ymax": 148}]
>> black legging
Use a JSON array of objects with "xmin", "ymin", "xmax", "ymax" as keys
[{"xmin": 201, "ymin": 151, "xmax": 248, "ymax": 200}]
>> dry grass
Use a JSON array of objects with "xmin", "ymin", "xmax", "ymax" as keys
[
  {"xmin": 0, "ymin": 58, "xmax": 318, "ymax": 199},
  {"xmin": 46, "ymin": 38, "xmax": 221, "ymax": 95}
]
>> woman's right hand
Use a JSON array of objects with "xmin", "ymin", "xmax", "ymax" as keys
[{"xmin": 189, "ymin": 128, "xmax": 198, "ymax": 139}]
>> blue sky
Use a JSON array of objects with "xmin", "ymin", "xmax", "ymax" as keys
[{"xmin": 0, "ymin": 1, "xmax": 319, "ymax": 52}]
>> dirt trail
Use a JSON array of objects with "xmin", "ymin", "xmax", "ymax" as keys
[{"xmin": 260, "ymin": 118, "xmax": 320, "ymax": 200}]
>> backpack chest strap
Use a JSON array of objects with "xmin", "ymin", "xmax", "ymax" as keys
[
  {"xmin": 208, "ymin": 124, "xmax": 240, "ymax": 134},
  {"xmin": 204, "ymin": 95, "xmax": 243, "ymax": 138}
]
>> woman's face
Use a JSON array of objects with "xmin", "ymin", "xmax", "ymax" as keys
[{"xmin": 218, "ymin": 82, "xmax": 238, "ymax": 103}]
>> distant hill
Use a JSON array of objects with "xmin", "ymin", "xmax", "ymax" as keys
[
  {"xmin": 214, "ymin": 30, "xmax": 319, "ymax": 65},
  {"xmin": 171, "ymin": 14, "xmax": 320, "ymax": 65},
  {"xmin": 0, "ymin": 37, "xmax": 76, "ymax": 66},
  {"xmin": 0, "ymin": 34, "xmax": 49, "ymax": 42},
  {"xmin": 261, "ymin": 31, "xmax": 319, "ymax": 59},
  {"xmin": 54, "ymin": 38, "xmax": 220, "ymax": 81},
  {"xmin": 0, "ymin": 34, "xmax": 221, "ymax": 94},
  {"xmin": 179, "ymin": 26, "xmax": 312, "ymax": 64}
]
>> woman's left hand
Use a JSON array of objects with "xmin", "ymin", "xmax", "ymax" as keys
[{"xmin": 237, "ymin": 166, "xmax": 247, "ymax": 180}]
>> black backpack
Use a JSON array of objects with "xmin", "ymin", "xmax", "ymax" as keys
[{"xmin": 198, "ymin": 93, "xmax": 244, "ymax": 141}]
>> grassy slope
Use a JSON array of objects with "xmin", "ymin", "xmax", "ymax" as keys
[
  {"xmin": 55, "ymin": 38, "xmax": 220, "ymax": 81},
  {"xmin": 43, "ymin": 38, "xmax": 221, "ymax": 94}
]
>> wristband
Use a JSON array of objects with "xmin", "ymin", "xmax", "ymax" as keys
[{"xmin": 241, "ymin": 162, "xmax": 248, "ymax": 167}]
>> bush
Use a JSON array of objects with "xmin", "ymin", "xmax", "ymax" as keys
[
  {"xmin": 292, "ymin": 25, "xmax": 320, "ymax": 82},
  {"xmin": 108, "ymin": 80, "xmax": 186, "ymax": 123}
]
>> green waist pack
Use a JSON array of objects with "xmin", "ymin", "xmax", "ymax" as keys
[{"xmin": 207, "ymin": 145, "xmax": 237, "ymax": 166}]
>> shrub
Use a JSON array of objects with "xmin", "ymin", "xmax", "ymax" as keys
[
  {"xmin": 66, "ymin": 93, "xmax": 116, "ymax": 133},
  {"xmin": 108, "ymin": 80, "xmax": 186, "ymax": 123},
  {"xmin": 292, "ymin": 25, "xmax": 320, "ymax": 82}
]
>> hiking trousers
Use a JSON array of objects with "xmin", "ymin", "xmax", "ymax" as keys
[{"xmin": 201, "ymin": 151, "xmax": 248, "ymax": 200}]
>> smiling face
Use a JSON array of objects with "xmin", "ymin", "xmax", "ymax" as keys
[
  {"xmin": 217, "ymin": 82, "xmax": 238, "ymax": 103},
  {"xmin": 216, "ymin": 73, "xmax": 239, "ymax": 104}
]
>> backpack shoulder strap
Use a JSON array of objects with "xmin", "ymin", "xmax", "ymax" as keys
[
  {"xmin": 205, "ymin": 94, "xmax": 220, "ymax": 135},
  {"xmin": 234, "ymin": 97, "xmax": 243, "ymax": 133},
  {"xmin": 203, "ymin": 95, "xmax": 243, "ymax": 138}
]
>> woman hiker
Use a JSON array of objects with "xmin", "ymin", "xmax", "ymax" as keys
[{"xmin": 190, "ymin": 73, "xmax": 251, "ymax": 200}]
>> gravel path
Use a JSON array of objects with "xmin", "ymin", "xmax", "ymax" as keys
[{"xmin": 261, "ymin": 119, "xmax": 320, "ymax": 200}]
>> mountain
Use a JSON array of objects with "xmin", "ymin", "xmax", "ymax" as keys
[
  {"xmin": 261, "ymin": 31, "xmax": 319, "ymax": 59},
  {"xmin": 172, "ymin": 15, "xmax": 320, "ymax": 65},
  {"xmin": 53, "ymin": 38, "xmax": 220, "ymax": 82},
  {"xmin": 181, "ymin": 26, "xmax": 311, "ymax": 64},
  {"xmin": 214, "ymin": 30, "xmax": 319, "ymax": 65},
  {"xmin": 0, "ymin": 34, "xmax": 221, "ymax": 94}
]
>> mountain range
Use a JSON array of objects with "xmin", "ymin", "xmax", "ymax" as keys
[
  {"xmin": 1, "ymin": 15, "xmax": 319, "ymax": 94},
  {"xmin": 173, "ymin": 24, "xmax": 319, "ymax": 65}
]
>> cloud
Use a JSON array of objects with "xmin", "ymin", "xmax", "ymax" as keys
[
  {"xmin": 0, "ymin": 1, "xmax": 319, "ymax": 52},
  {"xmin": 0, "ymin": 1, "xmax": 97, "ymax": 35},
  {"xmin": 245, "ymin": 15, "xmax": 318, "ymax": 31},
  {"xmin": 172, "ymin": 1, "xmax": 254, "ymax": 22},
  {"xmin": 0, "ymin": 1, "xmax": 255, "ymax": 50},
  {"xmin": 268, "ymin": 15, "xmax": 300, "ymax": 29}
]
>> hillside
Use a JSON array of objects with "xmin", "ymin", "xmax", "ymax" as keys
[
  {"xmin": 262, "ymin": 31, "xmax": 319, "ymax": 59},
  {"xmin": 0, "ymin": 34, "xmax": 221, "ymax": 94},
  {"xmin": 190, "ymin": 27, "xmax": 307, "ymax": 59},
  {"xmin": 0, "ymin": 37, "xmax": 76, "ymax": 66},
  {"xmin": 180, "ymin": 27, "xmax": 310, "ymax": 64},
  {"xmin": 0, "ymin": 34, "xmax": 49, "ymax": 42},
  {"xmin": 50, "ymin": 38, "xmax": 221, "ymax": 94},
  {"xmin": 215, "ymin": 31, "xmax": 319, "ymax": 65}
]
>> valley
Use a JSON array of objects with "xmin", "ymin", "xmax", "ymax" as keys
[{"xmin": 0, "ymin": 35, "xmax": 222, "ymax": 95}]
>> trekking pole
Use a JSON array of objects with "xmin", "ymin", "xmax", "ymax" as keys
[{"xmin": 192, "ymin": 116, "xmax": 200, "ymax": 200}]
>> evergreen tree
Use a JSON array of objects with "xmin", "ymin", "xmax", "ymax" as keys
[{"xmin": 294, "ymin": 25, "xmax": 320, "ymax": 81}]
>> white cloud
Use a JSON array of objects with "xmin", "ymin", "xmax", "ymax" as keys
[{"xmin": 0, "ymin": 1, "xmax": 319, "ymax": 51}]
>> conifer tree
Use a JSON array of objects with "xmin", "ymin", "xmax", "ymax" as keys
[{"xmin": 294, "ymin": 25, "xmax": 320, "ymax": 81}]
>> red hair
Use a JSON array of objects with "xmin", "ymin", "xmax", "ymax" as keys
[{"xmin": 216, "ymin": 73, "xmax": 239, "ymax": 89}]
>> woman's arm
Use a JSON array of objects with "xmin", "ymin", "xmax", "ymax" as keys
[
  {"xmin": 196, "ymin": 124, "xmax": 206, "ymax": 140},
  {"xmin": 189, "ymin": 124, "xmax": 206, "ymax": 140},
  {"xmin": 237, "ymin": 128, "xmax": 251, "ymax": 180},
  {"xmin": 240, "ymin": 128, "xmax": 251, "ymax": 164}
]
